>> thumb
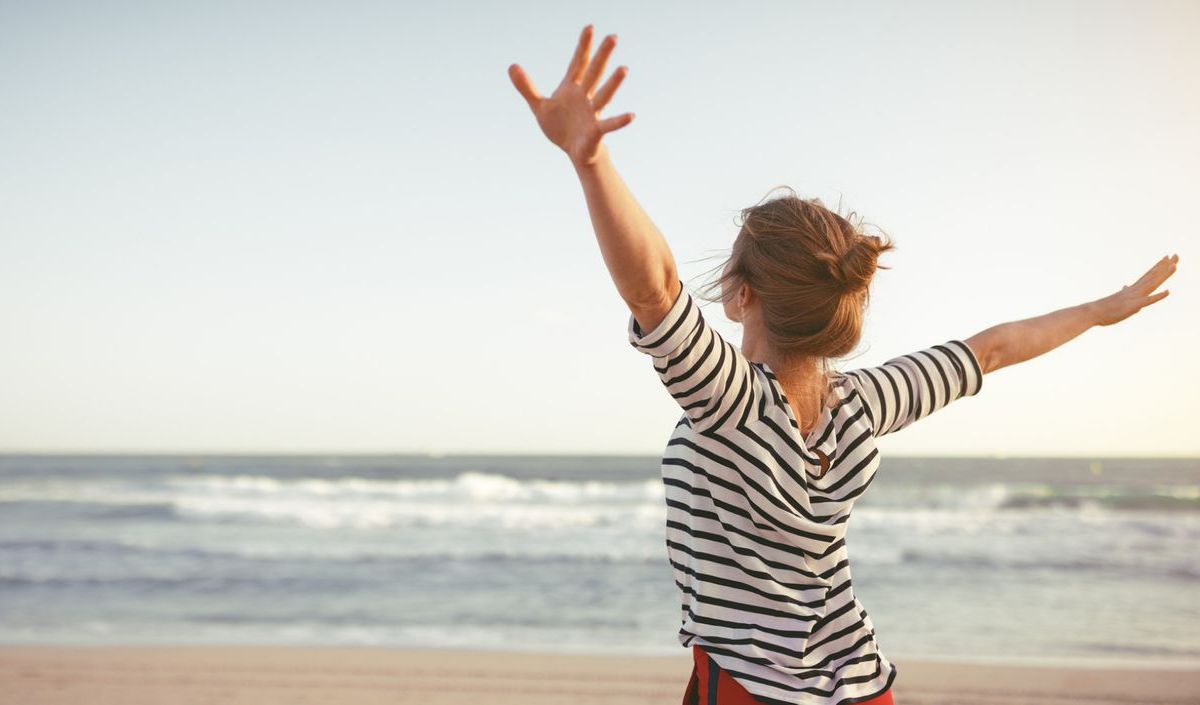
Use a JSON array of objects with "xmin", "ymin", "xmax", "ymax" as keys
[
  {"xmin": 508, "ymin": 64, "xmax": 542, "ymax": 112},
  {"xmin": 597, "ymin": 111, "xmax": 635, "ymax": 135}
]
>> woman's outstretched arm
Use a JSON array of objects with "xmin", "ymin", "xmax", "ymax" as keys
[
  {"xmin": 963, "ymin": 254, "xmax": 1179, "ymax": 375},
  {"xmin": 509, "ymin": 24, "xmax": 678, "ymax": 329},
  {"xmin": 573, "ymin": 144, "xmax": 679, "ymax": 327}
]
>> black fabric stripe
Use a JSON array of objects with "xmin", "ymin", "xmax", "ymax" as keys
[
  {"xmin": 693, "ymin": 630, "xmax": 824, "ymax": 662},
  {"xmin": 633, "ymin": 282, "xmax": 691, "ymax": 348},
  {"xmin": 665, "ymin": 538, "xmax": 830, "ymax": 592},
  {"xmin": 741, "ymin": 382, "xmax": 761, "ymax": 428},
  {"xmin": 807, "ymin": 446, "xmax": 878, "ymax": 502},
  {"xmin": 694, "ymin": 639, "xmax": 882, "ymax": 688},
  {"xmin": 764, "ymin": 405, "xmax": 874, "ymax": 489},
  {"xmin": 661, "ymin": 484, "xmax": 789, "ymax": 547},
  {"xmin": 946, "ymin": 338, "xmax": 983, "ymax": 394},
  {"xmin": 696, "ymin": 431, "xmax": 832, "ymax": 523},
  {"xmin": 683, "ymin": 603, "xmax": 816, "ymax": 639},
  {"xmin": 664, "ymin": 518, "xmax": 822, "ymax": 580},
  {"xmin": 675, "ymin": 328, "xmax": 726, "ymax": 401},
  {"xmin": 662, "ymin": 494, "xmax": 850, "ymax": 573},
  {"xmin": 657, "ymin": 315, "xmax": 706, "ymax": 374},
  {"xmin": 805, "ymin": 613, "xmax": 876, "ymax": 654},
  {"xmin": 804, "ymin": 390, "xmax": 858, "ymax": 447},
  {"xmin": 734, "ymin": 414, "xmax": 830, "ymax": 486},
  {"xmin": 667, "ymin": 557, "xmax": 829, "ymax": 609},
  {"xmin": 665, "ymin": 324, "xmax": 721, "ymax": 394},
  {"xmin": 935, "ymin": 342, "xmax": 967, "ymax": 396},
  {"xmin": 695, "ymin": 634, "xmax": 879, "ymax": 685},
  {"xmin": 880, "ymin": 362, "xmax": 914, "ymax": 435},
  {"xmin": 735, "ymin": 422, "xmax": 810, "ymax": 489},
  {"xmin": 675, "ymin": 581, "xmax": 821, "ymax": 621},
  {"xmin": 815, "ymin": 558, "xmax": 852, "ymax": 583},
  {"xmin": 873, "ymin": 364, "xmax": 902, "ymax": 434},
  {"xmin": 755, "ymin": 413, "xmax": 806, "ymax": 459},
  {"xmin": 891, "ymin": 355, "xmax": 925, "ymax": 424},
  {"xmin": 915, "ymin": 348, "xmax": 953, "ymax": 411},
  {"xmin": 660, "ymin": 488, "xmax": 827, "ymax": 568},
  {"xmin": 762, "ymin": 365, "xmax": 782, "ymax": 406},
  {"xmin": 806, "ymin": 594, "xmax": 859, "ymax": 635},
  {"xmin": 819, "ymin": 400, "xmax": 871, "ymax": 466},
  {"xmin": 807, "ymin": 427, "xmax": 876, "ymax": 499},
  {"xmin": 844, "ymin": 372, "xmax": 876, "ymax": 429},
  {"xmin": 661, "ymin": 455, "xmax": 825, "ymax": 546},
  {"xmin": 852, "ymin": 366, "xmax": 896, "ymax": 437},
  {"xmin": 808, "ymin": 472, "xmax": 873, "ymax": 504},
  {"xmin": 665, "ymin": 438, "xmax": 838, "ymax": 542},
  {"xmin": 706, "ymin": 651, "xmax": 719, "ymax": 705},
  {"xmin": 662, "ymin": 309, "xmax": 705, "ymax": 366},
  {"xmin": 821, "ymin": 576, "xmax": 853, "ymax": 601},
  {"xmin": 698, "ymin": 346, "xmax": 751, "ymax": 428}
]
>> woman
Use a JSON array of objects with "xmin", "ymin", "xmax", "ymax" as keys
[{"xmin": 508, "ymin": 24, "xmax": 1178, "ymax": 705}]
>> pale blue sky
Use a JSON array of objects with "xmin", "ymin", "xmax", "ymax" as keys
[{"xmin": 1, "ymin": 1, "xmax": 1196, "ymax": 456}]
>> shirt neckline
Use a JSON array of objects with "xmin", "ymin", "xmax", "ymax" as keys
[{"xmin": 756, "ymin": 361, "xmax": 845, "ymax": 470}]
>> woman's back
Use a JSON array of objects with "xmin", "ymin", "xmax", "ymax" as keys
[{"xmin": 629, "ymin": 278, "xmax": 983, "ymax": 705}]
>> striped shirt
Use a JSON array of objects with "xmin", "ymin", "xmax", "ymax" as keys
[{"xmin": 628, "ymin": 279, "xmax": 983, "ymax": 705}]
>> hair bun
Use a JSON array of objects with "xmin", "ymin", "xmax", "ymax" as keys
[
  {"xmin": 835, "ymin": 236, "xmax": 886, "ymax": 295},
  {"xmin": 816, "ymin": 240, "xmax": 867, "ymax": 294}
]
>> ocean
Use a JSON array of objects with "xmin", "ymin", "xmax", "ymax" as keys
[{"xmin": 1, "ymin": 454, "xmax": 1197, "ymax": 669}]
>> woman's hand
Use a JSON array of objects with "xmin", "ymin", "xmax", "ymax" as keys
[
  {"xmin": 1092, "ymin": 254, "xmax": 1179, "ymax": 326},
  {"xmin": 508, "ymin": 24, "xmax": 635, "ymax": 167}
]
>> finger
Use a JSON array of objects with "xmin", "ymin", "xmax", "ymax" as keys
[
  {"xmin": 592, "ymin": 65, "xmax": 628, "ymax": 113},
  {"xmin": 1144, "ymin": 289, "xmax": 1170, "ymax": 306},
  {"xmin": 1164, "ymin": 253, "xmax": 1180, "ymax": 276},
  {"xmin": 1134, "ymin": 255, "xmax": 1177, "ymax": 290},
  {"xmin": 1149, "ymin": 255, "xmax": 1180, "ymax": 286},
  {"xmin": 1138, "ymin": 257, "xmax": 1167, "ymax": 282},
  {"xmin": 597, "ymin": 112, "xmax": 635, "ymax": 134},
  {"xmin": 508, "ymin": 64, "xmax": 543, "ymax": 111},
  {"xmin": 565, "ymin": 24, "xmax": 594, "ymax": 85},
  {"xmin": 582, "ymin": 34, "xmax": 617, "ymax": 94}
]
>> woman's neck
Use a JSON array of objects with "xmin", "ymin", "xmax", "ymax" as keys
[{"xmin": 743, "ymin": 335, "xmax": 833, "ymax": 423}]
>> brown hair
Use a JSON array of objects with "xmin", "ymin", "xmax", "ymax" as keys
[{"xmin": 694, "ymin": 185, "xmax": 896, "ymax": 364}]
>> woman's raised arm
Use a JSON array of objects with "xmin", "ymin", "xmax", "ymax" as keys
[
  {"xmin": 962, "ymin": 254, "xmax": 1179, "ymax": 374},
  {"xmin": 508, "ymin": 24, "xmax": 678, "ymax": 329}
]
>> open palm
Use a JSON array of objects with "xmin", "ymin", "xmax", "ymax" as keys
[
  {"xmin": 1094, "ymin": 254, "xmax": 1179, "ymax": 326},
  {"xmin": 508, "ymin": 24, "xmax": 634, "ymax": 166}
]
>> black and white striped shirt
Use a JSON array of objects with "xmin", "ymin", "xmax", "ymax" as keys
[{"xmin": 628, "ymin": 279, "xmax": 983, "ymax": 705}]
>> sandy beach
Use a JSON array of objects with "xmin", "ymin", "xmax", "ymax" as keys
[{"xmin": 0, "ymin": 646, "xmax": 1197, "ymax": 705}]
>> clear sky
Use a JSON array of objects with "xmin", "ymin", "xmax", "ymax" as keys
[{"xmin": 1, "ymin": 1, "xmax": 1196, "ymax": 457}]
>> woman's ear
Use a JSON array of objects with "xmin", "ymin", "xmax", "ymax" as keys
[
  {"xmin": 737, "ymin": 282, "xmax": 753, "ymax": 317},
  {"xmin": 727, "ymin": 281, "xmax": 751, "ymax": 323}
]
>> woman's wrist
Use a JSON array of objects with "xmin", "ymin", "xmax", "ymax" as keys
[
  {"xmin": 571, "ymin": 142, "xmax": 611, "ymax": 173},
  {"xmin": 1080, "ymin": 298, "xmax": 1108, "ymax": 328}
]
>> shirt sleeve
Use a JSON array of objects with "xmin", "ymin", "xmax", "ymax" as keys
[
  {"xmin": 842, "ymin": 339, "xmax": 983, "ymax": 438},
  {"xmin": 627, "ymin": 279, "xmax": 767, "ymax": 434}
]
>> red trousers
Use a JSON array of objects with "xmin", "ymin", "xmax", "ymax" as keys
[{"xmin": 683, "ymin": 645, "xmax": 895, "ymax": 705}]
